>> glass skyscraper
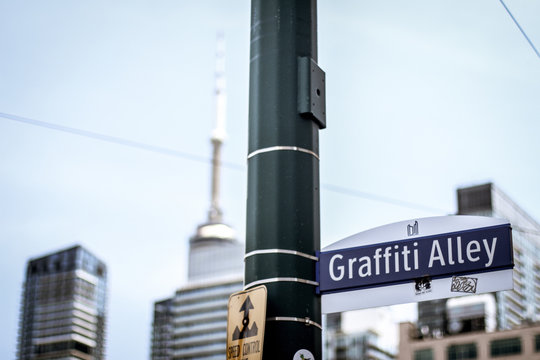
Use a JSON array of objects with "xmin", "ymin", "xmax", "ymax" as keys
[
  {"xmin": 17, "ymin": 245, "xmax": 107, "ymax": 360},
  {"xmin": 417, "ymin": 183, "xmax": 540, "ymax": 336},
  {"xmin": 151, "ymin": 298, "xmax": 174, "ymax": 360},
  {"xmin": 456, "ymin": 183, "xmax": 540, "ymax": 329}
]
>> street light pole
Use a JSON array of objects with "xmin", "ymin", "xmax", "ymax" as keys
[{"xmin": 245, "ymin": 0, "xmax": 325, "ymax": 358}]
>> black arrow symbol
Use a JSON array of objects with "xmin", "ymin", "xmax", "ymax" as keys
[
  {"xmin": 232, "ymin": 295, "xmax": 258, "ymax": 340},
  {"xmin": 239, "ymin": 295, "xmax": 254, "ymax": 337},
  {"xmin": 240, "ymin": 295, "xmax": 255, "ymax": 320}
]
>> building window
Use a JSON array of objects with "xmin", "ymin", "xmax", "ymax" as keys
[
  {"xmin": 490, "ymin": 337, "xmax": 521, "ymax": 357},
  {"xmin": 535, "ymin": 334, "xmax": 540, "ymax": 352},
  {"xmin": 414, "ymin": 348, "xmax": 433, "ymax": 360},
  {"xmin": 447, "ymin": 343, "xmax": 477, "ymax": 360}
]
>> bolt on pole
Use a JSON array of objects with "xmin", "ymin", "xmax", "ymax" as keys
[{"xmin": 245, "ymin": 0, "xmax": 325, "ymax": 358}]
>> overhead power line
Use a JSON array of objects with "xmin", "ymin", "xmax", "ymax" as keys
[
  {"xmin": 498, "ymin": 0, "xmax": 540, "ymax": 59},
  {"xmin": 0, "ymin": 111, "xmax": 244, "ymax": 171},
  {"xmin": 1, "ymin": 111, "xmax": 450, "ymax": 214}
]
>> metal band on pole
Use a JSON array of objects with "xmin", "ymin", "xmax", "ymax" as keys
[
  {"xmin": 247, "ymin": 146, "xmax": 320, "ymax": 161},
  {"xmin": 267, "ymin": 317, "xmax": 323, "ymax": 330},
  {"xmin": 244, "ymin": 277, "xmax": 319, "ymax": 290},
  {"xmin": 244, "ymin": 248, "xmax": 319, "ymax": 261}
]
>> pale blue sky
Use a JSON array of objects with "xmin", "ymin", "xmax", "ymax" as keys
[{"xmin": 1, "ymin": 1, "xmax": 539, "ymax": 359}]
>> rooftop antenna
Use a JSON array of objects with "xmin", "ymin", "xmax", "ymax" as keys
[{"xmin": 208, "ymin": 32, "xmax": 226, "ymax": 223}]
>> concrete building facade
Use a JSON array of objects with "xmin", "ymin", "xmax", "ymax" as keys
[
  {"xmin": 325, "ymin": 328, "xmax": 395, "ymax": 360},
  {"xmin": 399, "ymin": 321, "xmax": 540, "ymax": 360}
]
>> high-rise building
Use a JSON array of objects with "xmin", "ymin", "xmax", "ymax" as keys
[
  {"xmin": 446, "ymin": 294, "xmax": 497, "ymax": 335},
  {"xmin": 417, "ymin": 183, "xmax": 540, "ymax": 337},
  {"xmin": 151, "ymin": 239, "xmax": 243, "ymax": 360},
  {"xmin": 325, "ymin": 327, "xmax": 395, "ymax": 360},
  {"xmin": 168, "ymin": 215, "xmax": 243, "ymax": 360},
  {"xmin": 457, "ymin": 183, "xmax": 540, "ymax": 329},
  {"xmin": 170, "ymin": 276, "xmax": 242, "ymax": 359},
  {"xmin": 150, "ymin": 34, "xmax": 244, "ymax": 360},
  {"xmin": 416, "ymin": 299, "xmax": 447, "ymax": 338},
  {"xmin": 17, "ymin": 245, "xmax": 107, "ymax": 360},
  {"xmin": 323, "ymin": 311, "xmax": 396, "ymax": 360},
  {"xmin": 151, "ymin": 298, "xmax": 174, "ymax": 360}
]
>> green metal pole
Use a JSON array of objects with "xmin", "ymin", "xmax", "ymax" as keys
[{"xmin": 245, "ymin": 0, "xmax": 325, "ymax": 358}]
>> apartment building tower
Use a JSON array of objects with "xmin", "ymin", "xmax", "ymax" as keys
[{"xmin": 17, "ymin": 245, "xmax": 107, "ymax": 360}]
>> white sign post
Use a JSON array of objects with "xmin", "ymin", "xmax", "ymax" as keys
[{"xmin": 318, "ymin": 216, "xmax": 514, "ymax": 314}]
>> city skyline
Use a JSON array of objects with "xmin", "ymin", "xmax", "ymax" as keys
[{"xmin": 2, "ymin": 1, "xmax": 540, "ymax": 359}]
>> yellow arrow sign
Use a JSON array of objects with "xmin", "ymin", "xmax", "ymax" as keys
[{"xmin": 226, "ymin": 285, "xmax": 267, "ymax": 360}]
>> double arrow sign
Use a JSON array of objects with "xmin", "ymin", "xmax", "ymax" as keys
[
  {"xmin": 232, "ymin": 295, "xmax": 259, "ymax": 340},
  {"xmin": 227, "ymin": 286, "xmax": 267, "ymax": 360}
]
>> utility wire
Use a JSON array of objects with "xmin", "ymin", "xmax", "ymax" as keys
[
  {"xmin": 2, "ymin": 111, "xmax": 451, "ymax": 214},
  {"xmin": 0, "ymin": 112, "xmax": 244, "ymax": 171},
  {"xmin": 498, "ymin": 0, "xmax": 540, "ymax": 59}
]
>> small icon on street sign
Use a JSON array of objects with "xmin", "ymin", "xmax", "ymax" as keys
[
  {"xmin": 407, "ymin": 220, "xmax": 419, "ymax": 236},
  {"xmin": 227, "ymin": 285, "xmax": 267, "ymax": 360}
]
